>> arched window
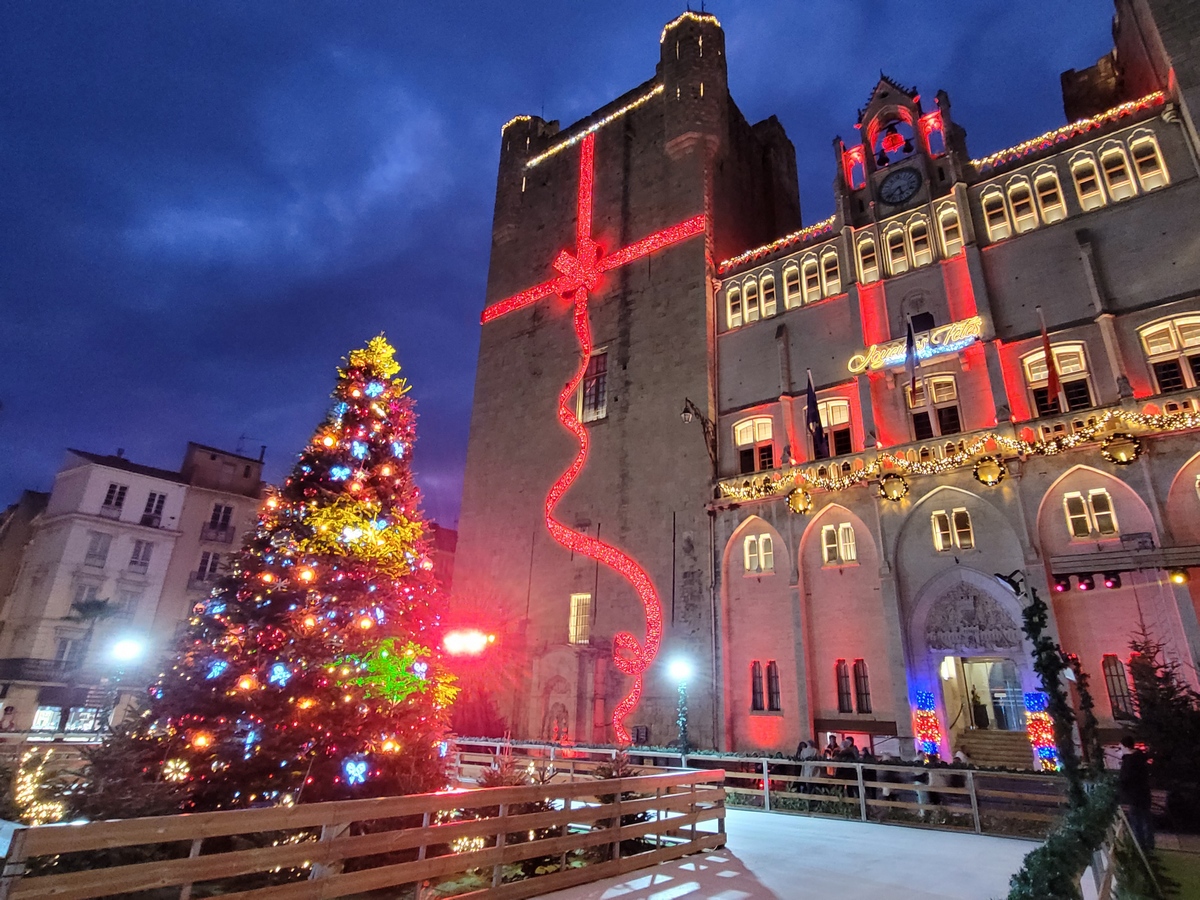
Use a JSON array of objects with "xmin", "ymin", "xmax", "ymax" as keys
[
  {"xmin": 815, "ymin": 398, "xmax": 853, "ymax": 458},
  {"xmin": 939, "ymin": 207, "xmax": 964, "ymax": 257},
  {"xmin": 1099, "ymin": 145, "xmax": 1137, "ymax": 201},
  {"xmin": 821, "ymin": 250, "xmax": 841, "ymax": 296},
  {"xmin": 1129, "ymin": 132, "xmax": 1168, "ymax": 191},
  {"xmin": 886, "ymin": 229, "xmax": 909, "ymax": 276},
  {"xmin": 802, "ymin": 257, "xmax": 821, "ymax": 303},
  {"xmin": 760, "ymin": 273, "xmax": 777, "ymax": 317},
  {"xmin": 783, "ymin": 265, "xmax": 802, "ymax": 308},
  {"xmin": 909, "ymin": 220, "xmax": 933, "ymax": 267},
  {"xmin": 1071, "ymin": 154, "xmax": 1106, "ymax": 211},
  {"xmin": 908, "ymin": 375, "xmax": 961, "ymax": 439},
  {"xmin": 766, "ymin": 661, "xmax": 782, "ymax": 711},
  {"xmin": 821, "ymin": 522, "xmax": 856, "ymax": 564},
  {"xmin": 743, "ymin": 279, "xmax": 760, "ymax": 323},
  {"xmin": 1138, "ymin": 315, "xmax": 1200, "ymax": 393},
  {"xmin": 1102, "ymin": 655, "xmax": 1135, "ymax": 720},
  {"xmin": 743, "ymin": 534, "xmax": 759, "ymax": 571},
  {"xmin": 1063, "ymin": 489, "xmax": 1118, "ymax": 537},
  {"xmin": 835, "ymin": 659, "xmax": 853, "ymax": 713},
  {"xmin": 858, "ymin": 238, "xmax": 880, "ymax": 283},
  {"xmin": 759, "ymin": 534, "xmax": 774, "ymax": 572},
  {"xmin": 1007, "ymin": 179, "xmax": 1038, "ymax": 233},
  {"xmin": 734, "ymin": 416, "xmax": 774, "ymax": 474},
  {"xmin": 751, "ymin": 661, "xmax": 765, "ymax": 711},
  {"xmin": 982, "ymin": 190, "xmax": 1011, "ymax": 241},
  {"xmin": 1022, "ymin": 343, "xmax": 1093, "ymax": 415},
  {"xmin": 853, "ymin": 659, "xmax": 871, "ymax": 713},
  {"xmin": 727, "ymin": 286, "xmax": 742, "ymax": 328},
  {"xmin": 1034, "ymin": 170, "xmax": 1067, "ymax": 224}
]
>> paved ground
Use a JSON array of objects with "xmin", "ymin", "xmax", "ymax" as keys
[{"xmin": 538, "ymin": 808, "xmax": 1038, "ymax": 900}]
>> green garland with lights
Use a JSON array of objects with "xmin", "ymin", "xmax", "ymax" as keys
[{"xmin": 720, "ymin": 407, "xmax": 1197, "ymax": 504}]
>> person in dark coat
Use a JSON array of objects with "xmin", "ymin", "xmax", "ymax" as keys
[{"xmin": 1117, "ymin": 736, "xmax": 1154, "ymax": 850}]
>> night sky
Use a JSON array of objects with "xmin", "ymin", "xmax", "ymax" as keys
[{"xmin": 1, "ymin": 1, "xmax": 1115, "ymax": 526}]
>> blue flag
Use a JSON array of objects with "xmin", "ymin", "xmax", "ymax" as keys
[
  {"xmin": 806, "ymin": 371, "xmax": 828, "ymax": 459},
  {"xmin": 905, "ymin": 319, "xmax": 918, "ymax": 389}
]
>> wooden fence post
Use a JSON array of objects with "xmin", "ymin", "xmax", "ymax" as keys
[
  {"xmin": 856, "ymin": 764, "xmax": 867, "ymax": 822},
  {"xmin": 611, "ymin": 789, "xmax": 623, "ymax": 861},
  {"xmin": 178, "ymin": 838, "xmax": 204, "ymax": 900},
  {"xmin": 0, "ymin": 828, "xmax": 29, "ymax": 900},
  {"xmin": 492, "ymin": 803, "xmax": 508, "ymax": 888},
  {"xmin": 967, "ymin": 770, "xmax": 981, "ymax": 834},
  {"xmin": 310, "ymin": 821, "xmax": 350, "ymax": 881},
  {"xmin": 761, "ymin": 760, "xmax": 771, "ymax": 812}
]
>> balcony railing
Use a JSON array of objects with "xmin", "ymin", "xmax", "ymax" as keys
[
  {"xmin": 139, "ymin": 513, "xmax": 162, "ymax": 528},
  {"xmin": 82, "ymin": 553, "xmax": 108, "ymax": 568},
  {"xmin": 97, "ymin": 504, "xmax": 122, "ymax": 520},
  {"xmin": 187, "ymin": 573, "xmax": 216, "ymax": 592},
  {"xmin": 127, "ymin": 560, "xmax": 149, "ymax": 576},
  {"xmin": 200, "ymin": 524, "xmax": 235, "ymax": 543}
]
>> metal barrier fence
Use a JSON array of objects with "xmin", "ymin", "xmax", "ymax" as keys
[
  {"xmin": 0, "ymin": 768, "xmax": 725, "ymax": 900},
  {"xmin": 451, "ymin": 738, "xmax": 1068, "ymax": 838}
]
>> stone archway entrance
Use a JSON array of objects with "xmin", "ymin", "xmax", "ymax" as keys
[{"xmin": 909, "ymin": 568, "xmax": 1036, "ymax": 761}]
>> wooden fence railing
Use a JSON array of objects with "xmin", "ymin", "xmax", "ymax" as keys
[
  {"xmin": 451, "ymin": 738, "xmax": 1067, "ymax": 838},
  {"xmin": 0, "ymin": 769, "xmax": 725, "ymax": 900}
]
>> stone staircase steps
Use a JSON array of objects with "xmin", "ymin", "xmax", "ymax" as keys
[{"xmin": 955, "ymin": 730, "xmax": 1035, "ymax": 770}]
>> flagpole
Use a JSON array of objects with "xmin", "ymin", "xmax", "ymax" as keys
[{"xmin": 1036, "ymin": 305, "xmax": 1061, "ymax": 408}]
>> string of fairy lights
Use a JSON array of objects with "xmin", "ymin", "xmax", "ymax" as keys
[
  {"xmin": 720, "ymin": 407, "xmax": 1200, "ymax": 506},
  {"xmin": 970, "ymin": 91, "xmax": 1166, "ymax": 172},
  {"xmin": 524, "ymin": 85, "xmax": 665, "ymax": 169}
]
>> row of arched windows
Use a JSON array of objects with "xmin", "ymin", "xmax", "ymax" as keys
[
  {"xmin": 981, "ymin": 130, "xmax": 1168, "ymax": 242},
  {"xmin": 724, "ymin": 133, "xmax": 1170, "ymax": 328},
  {"xmin": 856, "ymin": 208, "xmax": 963, "ymax": 284},
  {"xmin": 727, "ymin": 250, "xmax": 844, "ymax": 328}
]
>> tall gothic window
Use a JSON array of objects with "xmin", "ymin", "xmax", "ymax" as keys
[
  {"xmin": 836, "ymin": 659, "xmax": 853, "ymax": 713},
  {"xmin": 766, "ymin": 661, "xmax": 782, "ymax": 711},
  {"xmin": 579, "ymin": 351, "xmax": 608, "ymax": 422},
  {"xmin": 751, "ymin": 661, "xmax": 765, "ymax": 711},
  {"xmin": 853, "ymin": 659, "xmax": 871, "ymax": 713}
]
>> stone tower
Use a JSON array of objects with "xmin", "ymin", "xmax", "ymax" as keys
[{"xmin": 453, "ymin": 12, "xmax": 800, "ymax": 747}]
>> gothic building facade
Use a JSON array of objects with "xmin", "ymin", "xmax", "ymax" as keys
[{"xmin": 454, "ymin": 1, "xmax": 1200, "ymax": 765}]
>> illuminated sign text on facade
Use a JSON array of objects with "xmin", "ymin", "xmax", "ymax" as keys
[{"xmin": 847, "ymin": 316, "xmax": 984, "ymax": 374}]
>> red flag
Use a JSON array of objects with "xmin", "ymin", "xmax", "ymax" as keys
[{"xmin": 1038, "ymin": 307, "xmax": 1060, "ymax": 402}]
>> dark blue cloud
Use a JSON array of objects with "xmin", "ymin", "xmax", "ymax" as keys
[{"xmin": 0, "ymin": 0, "xmax": 1114, "ymax": 525}]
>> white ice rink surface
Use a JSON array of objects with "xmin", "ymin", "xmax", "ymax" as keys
[{"xmin": 536, "ymin": 807, "xmax": 1037, "ymax": 900}]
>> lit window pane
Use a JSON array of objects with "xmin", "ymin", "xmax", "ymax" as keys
[{"xmin": 932, "ymin": 511, "xmax": 952, "ymax": 551}]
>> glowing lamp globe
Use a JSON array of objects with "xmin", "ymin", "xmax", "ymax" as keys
[
  {"xmin": 668, "ymin": 659, "xmax": 693, "ymax": 682},
  {"xmin": 111, "ymin": 638, "xmax": 144, "ymax": 663},
  {"xmin": 1169, "ymin": 568, "xmax": 1190, "ymax": 585}
]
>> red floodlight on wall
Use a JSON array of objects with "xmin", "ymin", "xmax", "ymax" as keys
[
  {"xmin": 1077, "ymin": 574, "xmax": 1095, "ymax": 592},
  {"xmin": 444, "ymin": 629, "xmax": 496, "ymax": 656},
  {"xmin": 1103, "ymin": 572, "xmax": 1122, "ymax": 589},
  {"xmin": 1053, "ymin": 575, "xmax": 1072, "ymax": 593}
]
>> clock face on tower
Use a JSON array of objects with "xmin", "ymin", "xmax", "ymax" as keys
[{"xmin": 879, "ymin": 167, "xmax": 923, "ymax": 206}]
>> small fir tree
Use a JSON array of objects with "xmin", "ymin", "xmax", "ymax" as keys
[
  {"xmin": 85, "ymin": 336, "xmax": 456, "ymax": 813},
  {"xmin": 1128, "ymin": 620, "xmax": 1200, "ymax": 787}
]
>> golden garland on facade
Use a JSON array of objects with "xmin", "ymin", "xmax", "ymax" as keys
[{"xmin": 718, "ymin": 407, "xmax": 1200, "ymax": 504}]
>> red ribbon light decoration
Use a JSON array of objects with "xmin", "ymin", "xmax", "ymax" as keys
[{"xmin": 481, "ymin": 132, "xmax": 704, "ymax": 742}]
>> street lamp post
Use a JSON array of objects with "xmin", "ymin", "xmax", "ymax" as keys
[{"xmin": 668, "ymin": 659, "xmax": 693, "ymax": 757}]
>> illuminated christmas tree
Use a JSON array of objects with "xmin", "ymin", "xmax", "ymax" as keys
[{"xmin": 99, "ymin": 336, "xmax": 456, "ymax": 811}]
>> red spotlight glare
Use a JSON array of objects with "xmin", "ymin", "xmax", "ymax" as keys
[{"xmin": 444, "ymin": 629, "xmax": 495, "ymax": 656}]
